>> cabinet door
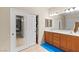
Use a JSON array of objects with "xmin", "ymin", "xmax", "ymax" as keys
[
  {"xmin": 53, "ymin": 33, "xmax": 60, "ymax": 48},
  {"xmin": 45, "ymin": 32, "xmax": 50, "ymax": 43},
  {"xmin": 60, "ymin": 34, "xmax": 79, "ymax": 52},
  {"xmin": 66, "ymin": 35, "xmax": 73, "ymax": 52},
  {"xmin": 60, "ymin": 34, "xmax": 67, "ymax": 51},
  {"xmin": 73, "ymin": 36, "xmax": 79, "ymax": 52},
  {"xmin": 66, "ymin": 36, "xmax": 79, "ymax": 52},
  {"xmin": 44, "ymin": 32, "xmax": 53, "ymax": 44},
  {"xmin": 49, "ymin": 32, "xmax": 53, "ymax": 44}
]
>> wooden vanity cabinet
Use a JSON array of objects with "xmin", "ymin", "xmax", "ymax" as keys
[
  {"xmin": 60, "ymin": 34, "xmax": 77, "ymax": 52},
  {"xmin": 64, "ymin": 35, "xmax": 74, "ymax": 52},
  {"xmin": 44, "ymin": 31, "xmax": 79, "ymax": 52}
]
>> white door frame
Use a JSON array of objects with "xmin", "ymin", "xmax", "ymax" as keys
[{"xmin": 10, "ymin": 8, "xmax": 27, "ymax": 52}]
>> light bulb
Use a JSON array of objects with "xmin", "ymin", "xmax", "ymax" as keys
[
  {"xmin": 75, "ymin": 7, "xmax": 79, "ymax": 11},
  {"xmin": 70, "ymin": 8, "xmax": 74, "ymax": 12},
  {"xmin": 49, "ymin": 14, "xmax": 53, "ymax": 16},
  {"xmin": 53, "ymin": 13, "xmax": 58, "ymax": 16},
  {"xmin": 65, "ymin": 9, "xmax": 70, "ymax": 13}
]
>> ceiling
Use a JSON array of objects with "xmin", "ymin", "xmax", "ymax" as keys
[
  {"xmin": 49, "ymin": 7, "xmax": 69, "ymax": 11},
  {"xmin": 16, "ymin": 7, "xmax": 69, "ymax": 12},
  {"xmin": 48, "ymin": 7, "xmax": 70, "ymax": 14},
  {"xmin": 16, "ymin": 7, "xmax": 71, "ymax": 15}
]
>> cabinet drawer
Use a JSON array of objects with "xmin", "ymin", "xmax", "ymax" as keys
[
  {"xmin": 53, "ymin": 33, "xmax": 59, "ymax": 37},
  {"xmin": 53, "ymin": 41, "xmax": 60, "ymax": 48},
  {"xmin": 53, "ymin": 37, "xmax": 59, "ymax": 41},
  {"xmin": 53, "ymin": 40, "xmax": 60, "ymax": 44},
  {"xmin": 53, "ymin": 38, "xmax": 60, "ymax": 48}
]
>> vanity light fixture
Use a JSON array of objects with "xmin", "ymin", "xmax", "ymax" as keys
[
  {"xmin": 65, "ymin": 9, "xmax": 70, "ymax": 13},
  {"xmin": 65, "ymin": 7, "xmax": 76, "ymax": 13},
  {"xmin": 50, "ymin": 7, "xmax": 77, "ymax": 16},
  {"xmin": 75, "ymin": 7, "xmax": 79, "ymax": 11},
  {"xmin": 70, "ymin": 8, "xmax": 74, "ymax": 12}
]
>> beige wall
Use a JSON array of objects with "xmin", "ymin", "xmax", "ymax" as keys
[{"xmin": 0, "ymin": 7, "xmax": 10, "ymax": 51}]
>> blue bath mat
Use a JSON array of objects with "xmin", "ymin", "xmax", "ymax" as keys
[{"xmin": 41, "ymin": 42, "xmax": 64, "ymax": 52}]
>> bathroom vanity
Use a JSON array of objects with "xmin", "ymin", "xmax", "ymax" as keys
[{"xmin": 44, "ymin": 30, "xmax": 79, "ymax": 52}]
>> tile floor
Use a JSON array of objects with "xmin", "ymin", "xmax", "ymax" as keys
[
  {"xmin": 16, "ymin": 37, "xmax": 25, "ymax": 47},
  {"xmin": 16, "ymin": 37, "xmax": 47, "ymax": 52},
  {"xmin": 20, "ymin": 44, "xmax": 48, "ymax": 52}
]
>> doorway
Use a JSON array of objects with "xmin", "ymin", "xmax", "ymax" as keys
[
  {"xmin": 16, "ymin": 15, "xmax": 25, "ymax": 51},
  {"xmin": 36, "ymin": 15, "xmax": 39, "ymax": 44}
]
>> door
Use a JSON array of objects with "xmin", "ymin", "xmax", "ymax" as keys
[
  {"xmin": 10, "ymin": 8, "xmax": 16, "ymax": 51},
  {"xmin": 10, "ymin": 8, "xmax": 26, "ymax": 52},
  {"xmin": 26, "ymin": 14, "xmax": 36, "ymax": 47}
]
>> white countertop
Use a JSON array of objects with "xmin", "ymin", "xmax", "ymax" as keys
[{"xmin": 45, "ymin": 29, "xmax": 79, "ymax": 37}]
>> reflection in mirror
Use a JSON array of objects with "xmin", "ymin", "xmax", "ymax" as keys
[
  {"xmin": 45, "ymin": 19, "xmax": 52, "ymax": 27},
  {"xmin": 16, "ymin": 15, "xmax": 25, "ymax": 48},
  {"xmin": 73, "ymin": 22, "xmax": 79, "ymax": 33}
]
